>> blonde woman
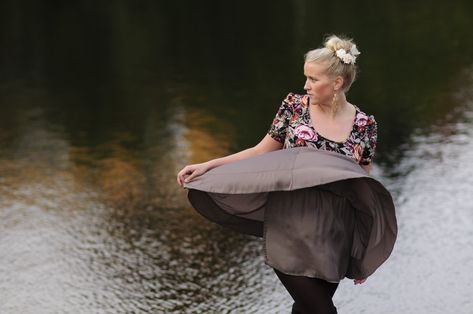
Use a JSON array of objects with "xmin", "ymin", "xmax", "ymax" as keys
[{"xmin": 178, "ymin": 35, "xmax": 397, "ymax": 314}]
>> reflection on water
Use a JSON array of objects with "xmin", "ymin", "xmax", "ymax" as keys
[
  {"xmin": 2, "ymin": 1, "xmax": 473, "ymax": 313},
  {"xmin": 2, "ymin": 83, "xmax": 473, "ymax": 313},
  {"xmin": 0, "ymin": 92, "xmax": 290, "ymax": 314}
]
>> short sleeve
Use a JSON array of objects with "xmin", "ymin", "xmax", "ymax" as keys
[
  {"xmin": 360, "ymin": 115, "xmax": 378, "ymax": 165},
  {"xmin": 267, "ymin": 93, "xmax": 294, "ymax": 143}
]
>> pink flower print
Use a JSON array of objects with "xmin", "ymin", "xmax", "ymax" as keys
[
  {"xmin": 355, "ymin": 112, "xmax": 369, "ymax": 127},
  {"xmin": 294, "ymin": 125, "xmax": 318, "ymax": 141}
]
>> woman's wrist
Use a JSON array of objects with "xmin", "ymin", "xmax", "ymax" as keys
[{"xmin": 203, "ymin": 160, "xmax": 217, "ymax": 171}]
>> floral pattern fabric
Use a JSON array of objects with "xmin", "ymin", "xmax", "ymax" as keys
[{"xmin": 267, "ymin": 92, "xmax": 377, "ymax": 165}]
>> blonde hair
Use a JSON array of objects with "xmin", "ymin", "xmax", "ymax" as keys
[{"xmin": 304, "ymin": 34, "xmax": 359, "ymax": 92}]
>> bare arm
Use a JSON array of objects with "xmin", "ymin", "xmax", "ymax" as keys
[
  {"xmin": 208, "ymin": 134, "xmax": 283, "ymax": 168},
  {"xmin": 177, "ymin": 134, "xmax": 283, "ymax": 186}
]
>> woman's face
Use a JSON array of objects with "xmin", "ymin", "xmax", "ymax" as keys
[{"xmin": 303, "ymin": 61, "xmax": 336, "ymax": 106}]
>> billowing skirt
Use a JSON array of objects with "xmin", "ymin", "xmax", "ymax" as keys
[{"xmin": 184, "ymin": 147, "xmax": 397, "ymax": 283}]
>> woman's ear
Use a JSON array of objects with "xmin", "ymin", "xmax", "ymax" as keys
[{"xmin": 333, "ymin": 76, "xmax": 344, "ymax": 91}]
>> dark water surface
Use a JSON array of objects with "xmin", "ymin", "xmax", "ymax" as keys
[{"xmin": 1, "ymin": 1, "xmax": 473, "ymax": 313}]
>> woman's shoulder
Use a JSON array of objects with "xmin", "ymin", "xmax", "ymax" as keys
[
  {"xmin": 353, "ymin": 104, "xmax": 377, "ymax": 128},
  {"xmin": 352, "ymin": 105, "xmax": 378, "ymax": 145},
  {"xmin": 282, "ymin": 92, "xmax": 309, "ymax": 109}
]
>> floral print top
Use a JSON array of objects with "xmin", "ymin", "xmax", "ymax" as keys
[{"xmin": 267, "ymin": 92, "xmax": 378, "ymax": 165}]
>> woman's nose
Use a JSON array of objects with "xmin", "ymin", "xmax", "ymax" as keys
[{"xmin": 303, "ymin": 79, "xmax": 310, "ymax": 91}]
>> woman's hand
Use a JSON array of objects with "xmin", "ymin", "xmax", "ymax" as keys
[
  {"xmin": 353, "ymin": 278, "xmax": 367, "ymax": 285},
  {"xmin": 177, "ymin": 162, "xmax": 211, "ymax": 187}
]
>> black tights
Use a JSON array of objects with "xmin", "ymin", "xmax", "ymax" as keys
[{"xmin": 273, "ymin": 268, "xmax": 339, "ymax": 314}]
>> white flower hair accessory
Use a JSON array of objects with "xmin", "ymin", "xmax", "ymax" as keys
[{"xmin": 335, "ymin": 45, "xmax": 360, "ymax": 65}]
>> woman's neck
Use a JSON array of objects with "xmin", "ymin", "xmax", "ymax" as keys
[{"xmin": 312, "ymin": 93, "xmax": 349, "ymax": 119}]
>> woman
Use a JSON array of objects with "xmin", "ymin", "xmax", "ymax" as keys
[{"xmin": 177, "ymin": 35, "xmax": 397, "ymax": 314}]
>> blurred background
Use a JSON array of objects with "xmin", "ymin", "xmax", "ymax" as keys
[{"xmin": 1, "ymin": 1, "xmax": 473, "ymax": 313}]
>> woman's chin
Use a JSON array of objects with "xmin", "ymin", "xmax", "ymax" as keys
[{"xmin": 308, "ymin": 96, "xmax": 319, "ymax": 104}]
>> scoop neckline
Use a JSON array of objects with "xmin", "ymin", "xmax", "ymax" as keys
[{"xmin": 305, "ymin": 104, "xmax": 359, "ymax": 145}]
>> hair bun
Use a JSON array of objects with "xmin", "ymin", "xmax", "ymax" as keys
[{"xmin": 324, "ymin": 35, "xmax": 357, "ymax": 54}]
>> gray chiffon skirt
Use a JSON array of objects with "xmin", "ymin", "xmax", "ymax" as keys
[{"xmin": 184, "ymin": 147, "xmax": 397, "ymax": 283}]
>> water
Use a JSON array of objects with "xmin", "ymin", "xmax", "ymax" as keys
[{"xmin": 1, "ymin": 1, "xmax": 473, "ymax": 313}]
